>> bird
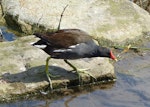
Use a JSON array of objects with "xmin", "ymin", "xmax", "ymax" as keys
[{"xmin": 32, "ymin": 29, "xmax": 117, "ymax": 90}]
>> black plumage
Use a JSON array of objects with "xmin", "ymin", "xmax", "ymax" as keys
[
  {"xmin": 33, "ymin": 29, "xmax": 117, "ymax": 89},
  {"xmin": 33, "ymin": 29, "xmax": 114, "ymax": 59}
]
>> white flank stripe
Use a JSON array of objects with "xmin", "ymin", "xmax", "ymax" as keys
[
  {"xmin": 53, "ymin": 49, "xmax": 72, "ymax": 52},
  {"xmin": 69, "ymin": 44, "xmax": 80, "ymax": 48},
  {"xmin": 66, "ymin": 49, "xmax": 72, "ymax": 51},
  {"xmin": 53, "ymin": 49, "xmax": 65, "ymax": 52}
]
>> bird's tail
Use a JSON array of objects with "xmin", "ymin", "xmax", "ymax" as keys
[
  {"xmin": 33, "ymin": 33, "xmax": 51, "ymax": 44},
  {"xmin": 33, "ymin": 33, "xmax": 43, "ymax": 38},
  {"xmin": 32, "ymin": 32, "xmax": 52, "ymax": 49}
]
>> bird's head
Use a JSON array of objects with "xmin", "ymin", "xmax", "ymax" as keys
[{"xmin": 98, "ymin": 47, "xmax": 117, "ymax": 61}]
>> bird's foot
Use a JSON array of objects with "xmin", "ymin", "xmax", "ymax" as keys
[
  {"xmin": 47, "ymin": 71, "xmax": 60, "ymax": 78},
  {"xmin": 45, "ymin": 71, "xmax": 60, "ymax": 92},
  {"xmin": 77, "ymin": 68, "xmax": 97, "ymax": 81},
  {"xmin": 64, "ymin": 59, "xmax": 96, "ymax": 85},
  {"xmin": 74, "ymin": 68, "xmax": 97, "ymax": 85},
  {"xmin": 70, "ymin": 68, "xmax": 89, "ymax": 73},
  {"xmin": 77, "ymin": 68, "xmax": 97, "ymax": 80},
  {"xmin": 39, "ymin": 72, "xmax": 53, "ymax": 95},
  {"xmin": 46, "ymin": 72, "xmax": 53, "ymax": 90}
]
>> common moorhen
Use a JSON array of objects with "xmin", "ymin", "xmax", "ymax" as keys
[{"xmin": 33, "ymin": 29, "xmax": 117, "ymax": 89}]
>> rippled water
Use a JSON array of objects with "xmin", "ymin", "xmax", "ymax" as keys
[{"xmin": 0, "ymin": 38, "xmax": 150, "ymax": 107}]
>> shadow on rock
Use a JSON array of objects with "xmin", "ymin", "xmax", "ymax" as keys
[{"xmin": 1, "ymin": 65, "xmax": 77, "ymax": 83}]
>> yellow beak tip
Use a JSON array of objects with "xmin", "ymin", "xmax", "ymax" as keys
[{"xmin": 114, "ymin": 58, "xmax": 118, "ymax": 62}]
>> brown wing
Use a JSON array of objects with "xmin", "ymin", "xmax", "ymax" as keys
[{"xmin": 34, "ymin": 29, "xmax": 93, "ymax": 48}]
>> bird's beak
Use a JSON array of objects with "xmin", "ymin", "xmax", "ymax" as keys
[
  {"xmin": 114, "ymin": 58, "xmax": 118, "ymax": 62},
  {"xmin": 110, "ymin": 51, "xmax": 118, "ymax": 62}
]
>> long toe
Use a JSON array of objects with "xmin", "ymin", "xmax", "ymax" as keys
[
  {"xmin": 70, "ymin": 68, "xmax": 90, "ymax": 73},
  {"xmin": 64, "ymin": 60, "xmax": 96, "ymax": 85},
  {"xmin": 77, "ymin": 69, "xmax": 97, "ymax": 81},
  {"xmin": 46, "ymin": 71, "xmax": 61, "ymax": 89},
  {"xmin": 46, "ymin": 73, "xmax": 53, "ymax": 90},
  {"xmin": 47, "ymin": 72, "xmax": 60, "ymax": 78},
  {"xmin": 74, "ymin": 68, "xmax": 97, "ymax": 85}
]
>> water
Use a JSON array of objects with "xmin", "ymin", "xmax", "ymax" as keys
[
  {"xmin": 0, "ymin": 26, "xmax": 16, "ymax": 41},
  {"xmin": 0, "ymin": 41, "xmax": 149, "ymax": 107}
]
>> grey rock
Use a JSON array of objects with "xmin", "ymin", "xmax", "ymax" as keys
[{"xmin": 1, "ymin": 0, "xmax": 150, "ymax": 44}]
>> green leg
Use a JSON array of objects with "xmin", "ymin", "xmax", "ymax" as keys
[
  {"xmin": 64, "ymin": 59, "xmax": 81, "ymax": 83},
  {"xmin": 45, "ymin": 57, "xmax": 53, "ymax": 90},
  {"xmin": 64, "ymin": 59, "xmax": 97, "ymax": 83},
  {"xmin": 64, "ymin": 59, "xmax": 77, "ymax": 71},
  {"xmin": 45, "ymin": 57, "xmax": 60, "ymax": 90}
]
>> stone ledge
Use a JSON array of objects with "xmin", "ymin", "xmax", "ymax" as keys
[{"xmin": 0, "ymin": 36, "xmax": 115, "ymax": 102}]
